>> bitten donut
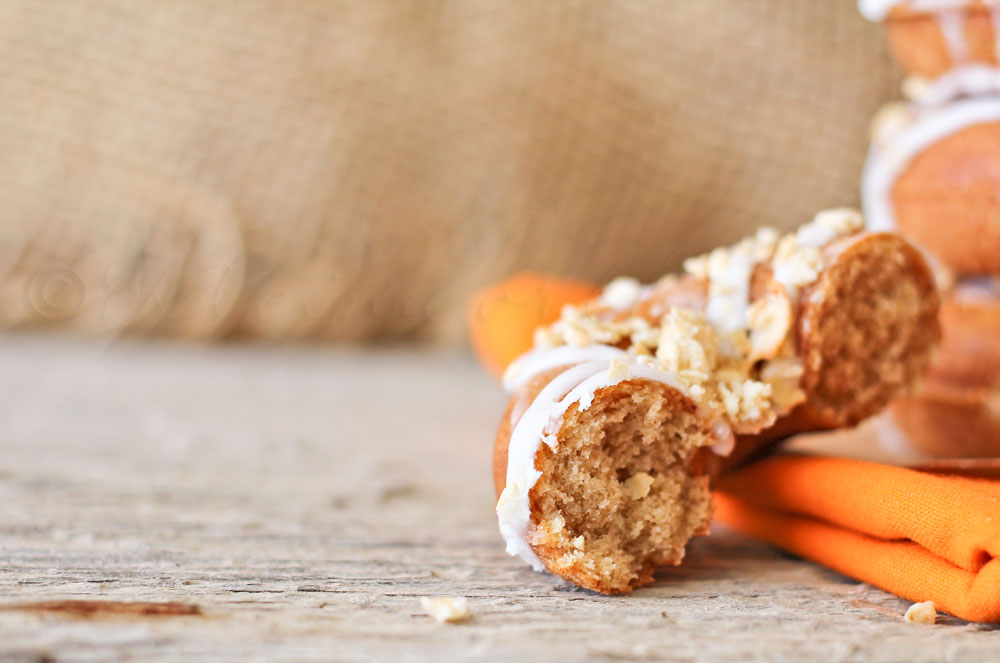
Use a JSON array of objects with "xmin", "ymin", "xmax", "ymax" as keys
[
  {"xmin": 860, "ymin": 1, "xmax": 1000, "ymax": 77},
  {"xmin": 888, "ymin": 278, "xmax": 1000, "ymax": 458},
  {"xmin": 863, "ymin": 70, "xmax": 1000, "ymax": 275},
  {"xmin": 493, "ymin": 210, "xmax": 940, "ymax": 594}
]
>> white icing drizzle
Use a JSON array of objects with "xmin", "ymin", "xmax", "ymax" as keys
[
  {"xmin": 502, "ymin": 344, "xmax": 628, "ymax": 393},
  {"xmin": 704, "ymin": 250, "xmax": 754, "ymax": 335},
  {"xmin": 683, "ymin": 227, "xmax": 779, "ymax": 338},
  {"xmin": 907, "ymin": 65, "xmax": 1000, "ymax": 106},
  {"xmin": 937, "ymin": 10, "xmax": 970, "ymax": 64},
  {"xmin": 858, "ymin": 0, "xmax": 986, "ymax": 22},
  {"xmin": 862, "ymin": 96, "xmax": 1000, "ymax": 231},
  {"xmin": 496, "ymin": 359, "xmax": 732, "ymax": 572}
]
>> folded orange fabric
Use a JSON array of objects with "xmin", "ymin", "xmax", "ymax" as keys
[
  {"xmin": 714, "ymin": 456, "xmax": 1000, "ymax": 623},
  {"xmin": 467, "ymin": 272, "xmax": 599, "ymax": 377}
]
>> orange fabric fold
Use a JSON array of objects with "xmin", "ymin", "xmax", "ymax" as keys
[
  {"xmin": 467, "ymin": 272, "xmax": 599, "ymax": 377},
  {"xmin": 715, "ymin": 456, "xmax": 1000, "ymax": 623}
]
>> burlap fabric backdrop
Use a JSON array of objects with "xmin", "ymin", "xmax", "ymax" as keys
[{"xmin": 0, "ymin": 1, "xmax": 897, "ymax": 344}]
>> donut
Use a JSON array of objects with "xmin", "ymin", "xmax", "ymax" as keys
[
  {"xmin": 859, "ymin": 1, "xmax": 1000, "ymax": 77},
  {"xmin": 886, "ymin": 278, "xmax": 1000, "ymax": 458},
  {"xmin": 863, "ymin": 75, "xmax": 1000, "ymax": 275},
  {"xmin": 493, "ymin": 210, "xmax": 940, "ymax": 594}
]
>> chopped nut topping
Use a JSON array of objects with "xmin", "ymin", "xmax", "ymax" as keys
[
  {"xmin": 772, "ymin": 237, "xmax": 823, "ymax": 292},
  {"xmin": 600, "ymin": 277, "xmax": 644, "ymax": 310},
  {"xmin": 421, "ymin": 597, "xmax": 470, "ymax": 623},
  {"xmin": 904, "ymin": 600, "xmax": 936, "ymax": 625},
  {"xmin": 748, "ymin": 293, "xmax": 792, "ymax": 362},
  {"xmin": 656, "ymin": 309, "xmax": 718, "ymax": 378},
  {"xmin": 526, "ymin": 212, "xmax": 862, "ymax": 437},
  {"xmin": 607, "ymin": 357, "xmax": 631, "ymax": 382},
  {"xmin": 623, "ymin": 472, "xmax": 655, "ymax": 499}
]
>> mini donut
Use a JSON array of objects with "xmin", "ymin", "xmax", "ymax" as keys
[
  {"xmin": 493, "ymin": 212, "xmax": 940, "ymax": 594},
  {"xmin": 860, "ymin": 1, "xmax": 1000, "ymax": 77},
  {"xmin": 886, "ymin": 278, "xmax": 1000, "ymax": 458},
  {"xmin": 889, "ymin": 381, "xmax": 1000, "ymax": 458},
  {"xmin": 864, "ymin": 84, "xmax": 1000, "ymax": 275}
]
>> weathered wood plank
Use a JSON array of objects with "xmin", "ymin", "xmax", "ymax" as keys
[{"xmin": 0, "ymin": 336, "xmax": 997, "ymax": 662}]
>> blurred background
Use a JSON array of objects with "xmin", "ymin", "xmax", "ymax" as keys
[{"xmin": 0, "ymin": 0, "xmax": 897, "ymax": 346}]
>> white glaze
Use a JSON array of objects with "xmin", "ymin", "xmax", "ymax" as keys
[
  {"xmin": 862, "ymin": 96, "xmax": 1000, "ymax": 232},
  {"xmin": 496, "ymin": 359, "xmax": 731, "ymax": 573},
  {"xmin": 704, "ymin": 250, "xmax": 754, "ymax": 335},
  {"xmin": 858, "ymin": 0, "xmax": 983, "ymax": 22},
  {"xmin": 908, "ymin": 65, "xmax": 1000, "ymax": 106},
  {"xmin": 937, "ymin": 10, "xmax": 970, "ymax": 63},
  {"xmin": 502, "ymin": 344, "xmax": 628, "ymax": 393}
]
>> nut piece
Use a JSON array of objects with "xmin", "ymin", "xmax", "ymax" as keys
[
  {"xmin": 421, "ymin": 596, "xmax": 470, "ymax": 623},
  {"xmin": 903, "ymin": 600, "xmax": 936, "ymax": 625},
  {"xmin": 748, "ymin": 293, "xmax": 792, "ymax": 362},
  {"xmin": 600, "ymin": 277, "xmax": 644, "ymax": 310},
  {"xmin": 623, "ymin": 472, "xmax": 654, "ymax": 499},
  {"xmin": 607, "ymin": 357, "xmax": 631, "ymax": 383}
]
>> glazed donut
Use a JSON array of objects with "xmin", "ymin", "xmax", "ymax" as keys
[
  {"xmin": 493, "ymin": 210, "xmax": 940, "ymax": 594},
  {"xmin": 860, "ymin": 1, "xmax": 1000, "ymax": 77},
  {"xmin": 887, "ymin": 278, "xmax": 1000, "ymax": 458},
  {"xmin": 863, "ymin": 74, "xmax": 1000, "ymax": 275}
]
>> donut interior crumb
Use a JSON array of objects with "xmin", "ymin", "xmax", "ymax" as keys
[{"xmin": 528, "ymin": 380, "xmax": 714, "ymax": 594}]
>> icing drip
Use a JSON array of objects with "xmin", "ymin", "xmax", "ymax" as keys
[
  {"xmin": 703, "ymin": 249, "xmax": 754, "ymax": 335},
  {"xmin": 936, "ymin": 10, "xmax": 969, "ymax": 64}
]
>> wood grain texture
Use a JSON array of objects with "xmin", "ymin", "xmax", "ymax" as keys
[{"xmin": 0, "ymin": 336, "xmax": 998, "ymax": 662}]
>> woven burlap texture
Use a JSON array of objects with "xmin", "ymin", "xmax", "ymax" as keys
[{"xmin": 0, "ymin": 0, "xmax": 898, "ymax": 343}]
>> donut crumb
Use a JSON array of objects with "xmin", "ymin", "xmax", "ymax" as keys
[{"xmin": 904, "ymin": 600, "xmax": 936, "ymax": 624}]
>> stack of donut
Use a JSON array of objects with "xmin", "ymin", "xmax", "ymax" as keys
[{"xmin": 861, "ymin": 0, "xmax": 1000, "ymax": 458}]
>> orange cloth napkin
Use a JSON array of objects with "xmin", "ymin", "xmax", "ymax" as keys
[
  {"xmin": 468, "ymin": 274, "xmax": 1000, "ymax": 622},
  {"xmin": 714, "ymin": 456, "xmax": 1000, "ymax": 623},
  {"xmin": 467, "ymin": 273, "xmax": 599, "ymax": 378}
]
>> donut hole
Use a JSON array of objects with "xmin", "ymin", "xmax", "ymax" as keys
[{"xmin": 527, "ymin": 380, "xmax": 714, "ymax": 594}]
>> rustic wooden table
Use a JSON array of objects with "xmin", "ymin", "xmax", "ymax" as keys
[{"xmin": 1, "ymin": 335, "xmax": 998, "ymax": 662}]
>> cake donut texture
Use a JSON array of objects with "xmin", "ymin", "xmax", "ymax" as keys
[
  {"xmin": 860, "ymin": 1, "xmax": 1000, "ymax": 77},
  {"xmin": 493, "ymin": 210, "xmax": 940, "ymax": 594},
  {"xmin": 863, "ymin": 71, "xmax": 1000, "ymax": 274},
  {"xmin": 889, "ymin": 278, "xmax": 1000, "ymax": 457}
]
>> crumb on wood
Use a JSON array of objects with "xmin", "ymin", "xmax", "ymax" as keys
[
  {"xmin": 420, "ymin": 596, "xmax": 469, "ymax": 623},
  {"xmin": 904, "ymin": 601, "xmax": 936, "ymax": 625}
]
